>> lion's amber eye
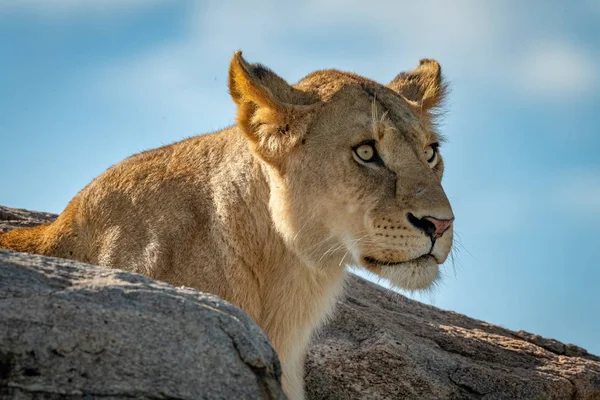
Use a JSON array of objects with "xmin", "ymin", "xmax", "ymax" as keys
[
  {"xmin": 424, "ymin": 144, "xmax": 439, "ymax": 167},
  {"xmin": 354, "ymin": 144, "xmax": 376, "ymax": 162}
]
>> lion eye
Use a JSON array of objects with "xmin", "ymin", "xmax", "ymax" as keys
[
  {"xmin": 354, "ymin": 143, "xmax": 377, "ymax": 162},
  {"xmin": 424, "ymin": 144, "xmax": 439, "ymax": 167}
]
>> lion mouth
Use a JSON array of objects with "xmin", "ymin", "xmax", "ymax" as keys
[
  {"xmin": 363, "ymin": 253, "xmax": 437, "ymax": 267},
  {"xmin": 363, "ymin": 254, "xmax": 440, "ymax": 290}
]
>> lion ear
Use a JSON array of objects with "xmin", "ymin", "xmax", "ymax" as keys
[
  {"xmin": 228, "ymin": 51, "xmax": 318, "ymax": 164},
  {"xmin": 228, "ymin": 51, "xmax": 283, "ymax": 111},
  {"xmin": 387, "ymin": 59, "xmax": 447, "ymax": 112}
]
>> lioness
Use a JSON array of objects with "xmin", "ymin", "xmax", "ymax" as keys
[{"xmin": 0, "ymin": 51, "xmax": 454, "ymax": 399}]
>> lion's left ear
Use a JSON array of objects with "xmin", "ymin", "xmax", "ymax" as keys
[
  {"xmin": 228, "ymin": 51, "xmax": 319, "ymax": 165},
  {"xmin": 387, "ymin": 59, "xmax": 447, "ymax": 112}
]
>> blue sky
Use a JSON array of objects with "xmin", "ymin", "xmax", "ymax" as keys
[{"xmin": 1, "ymin": 1, "xmax": 599, "ymax": 354}]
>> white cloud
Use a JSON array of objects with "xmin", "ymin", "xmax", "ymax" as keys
[
  {"xmin": 186, "ymin": 0, "xmax": 510, "ymax": 77},
  {"xmin": 517, "ymin": 42, "xmax": 597, "ymax": 99},
  {"xmin": 87, "ymin": 0, "xmax": 509, "ymax": 113},
  {"xmin": 82, "ymin": 0, "xmax": 599, "ymax": 120}
]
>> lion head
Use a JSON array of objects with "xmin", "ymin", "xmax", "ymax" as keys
[{"xmin": 229, "ymin": 51, "xmax": 453, "ymax": 291}]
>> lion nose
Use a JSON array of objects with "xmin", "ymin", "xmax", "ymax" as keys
[{"xmin": 407, "ymin": 213, "xmax": 454, "ymax": 239}]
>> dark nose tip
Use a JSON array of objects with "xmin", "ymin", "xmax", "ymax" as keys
[{"xmin": 407, "ymin": 213, "xmax": 454, "ymax": 239}]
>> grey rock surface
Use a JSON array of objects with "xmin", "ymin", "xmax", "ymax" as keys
[
  {"xmin": 2, "ymin": 205, "xmax": 600, "ymax": 399},
  {"xmin": 0, "ymin": 249, "xmax": 285, "ymax": 400},
  {"xmin": 305, "ymin": 276, "xmax": 600, "ymax": 399},
  {"xmin": 0, "ymin": 206, "xmax": 56, "ymax": 233}
]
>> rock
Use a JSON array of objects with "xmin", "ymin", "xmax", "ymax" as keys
[
  {"xmin": 305, "ymin": 277, "xmax": 600, "ymax": 399},
  {"xmin": 2, "ymin": 205, "xmax": 599, "ymax": 399},
  {"xmin": 0, "ymin": 249, "xmax": 285, "ymax": 399},
  {"xmin": 0, "ymin": 206, "xmax": 56, "ymax": 233}
]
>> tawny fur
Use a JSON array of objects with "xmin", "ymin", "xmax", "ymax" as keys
[{"xmin": 0, "ymin": 51, "xmax": 454, "ymax": 400}]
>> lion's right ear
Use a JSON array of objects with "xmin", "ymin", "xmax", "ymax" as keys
[{"xmin": 228, "ymin": 51, "xmax": 318, "ymax": 165}]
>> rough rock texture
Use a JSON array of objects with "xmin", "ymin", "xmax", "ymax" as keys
[
  {"xmin": 0, "ymin": 249, "xmax": 285, "ymax": 399},
  {"xmin": 305, "ymin": 278, "xmax": 600, "ymax": 400},
  {"xmin": 0, "ymin": 206, "xmax": 56, "ymax": 232},
  {"xmin": 2, "ymin": 206, "xmax": 600, "ymax": 400}
]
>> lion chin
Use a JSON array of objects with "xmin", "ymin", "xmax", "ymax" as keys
[{"xmin": 366, "ymin": 255, "xmax": 440, "ymax": 291}]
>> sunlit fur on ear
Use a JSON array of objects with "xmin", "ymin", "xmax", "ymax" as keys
[
  {"xmin": 228, "ymin": 51, "xmax": 283, "ymax": 111},
  {"xmin": 227, "ymin": 51, "xmax": 320, "ymax": 165},
  {"xmin": 387, "ymin": 59, "xmax": 448, "ymax": 114}
]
